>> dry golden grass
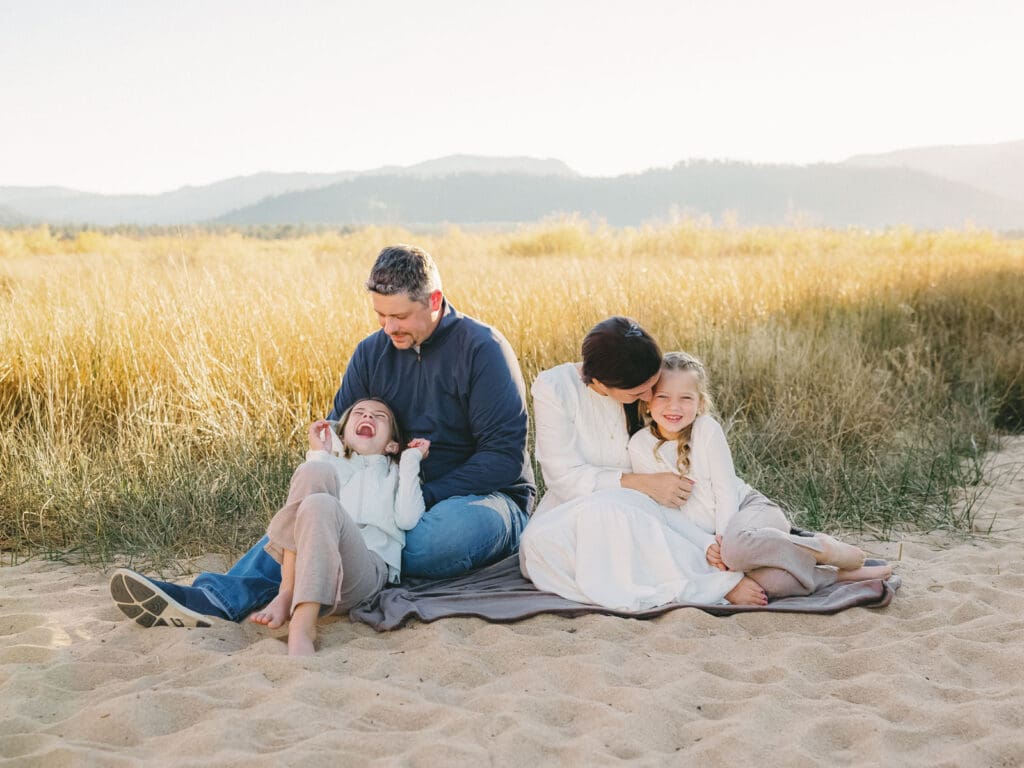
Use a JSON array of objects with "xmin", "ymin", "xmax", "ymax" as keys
[{"xmin": 2, "ymin": 223, "xmax": 1022, "ymax": 562}]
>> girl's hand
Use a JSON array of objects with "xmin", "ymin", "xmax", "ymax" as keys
[
  {"xmin": 308, "ymin": 420, "xmax": 333, "ymax": 452},
  {"xmin": 407, "ymin": 438, "xmax": 431, "ymax": 458},
  {"xmin": 706, "ymin": 535, "xmax": 727, "ymax": 571}
]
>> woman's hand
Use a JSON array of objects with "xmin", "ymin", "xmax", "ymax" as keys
[
  {"xmin": 706, "ymin": 534, "xmax": 727, "ymax": 571},
  {"xmin": 407, "ymin": 437, "xmax": 431, "ymax": 458},
  {"xmin": 621, "ymin": 472, "xmax": 694, "ymax": 507},
  {"xmin": 308, "ymin": 420, "xmax": 334, "ymax": 452}
]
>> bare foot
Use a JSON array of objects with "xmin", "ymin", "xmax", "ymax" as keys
[
  {"xmin": 287, "ymin": 602, "xmax": 319, "ymax": 656},
  {"xmin": 814, "ymin": 534, "xmax": 866, "ymax": 571},
  {"xmin": 725, "ymin": 576, "xmax": 768, "ymax": 606},
  {"xmin": 835, "ymin": 564, "xmax": 893, "ymax": 583},
  {"xmin": 250, "ymin": 591, "xmax": 292, "ymax": 629},
  {"xmin": 288, "ymin": 625, "xmax": 317, "ymax": 656}
]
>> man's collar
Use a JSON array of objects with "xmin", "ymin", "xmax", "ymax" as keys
[{"xmin": 420, "ymin": 298, "xmax": 456, "ymax": 347}]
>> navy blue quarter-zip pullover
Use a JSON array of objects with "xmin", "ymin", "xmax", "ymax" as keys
[{"xmin": 328, "ymin": 300, "xmax": 535, "ymax": 514}]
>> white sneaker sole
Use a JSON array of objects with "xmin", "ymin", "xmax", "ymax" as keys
[{"xmin": 110, "ymin": 568, "xmax": 213, "ymax": 628}]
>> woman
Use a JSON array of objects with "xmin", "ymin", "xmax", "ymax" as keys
[{"xmin": 519, "ymin": 317, "xmax": 765, "ymax": 610}]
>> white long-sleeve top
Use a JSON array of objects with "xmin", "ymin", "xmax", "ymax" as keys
[
  {"xmin": 628, "ymin": 415, "xmax": 752, "ymax": 538},
  {"xmin": 299, "ymin": 447, "xmax": 425, "ymax": 583},
  {"xmin": 531, "ymin": 362, "xmax": 632, "ymax": 515}
]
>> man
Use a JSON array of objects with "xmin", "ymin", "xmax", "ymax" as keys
[{"xmin": 110, "ymin": 244, "xmax": 535, "ymax": 627}]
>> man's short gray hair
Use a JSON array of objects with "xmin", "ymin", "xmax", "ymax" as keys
[{"xmin": 365, "ymin": 244, "xmax": 443, "ymax": 304}]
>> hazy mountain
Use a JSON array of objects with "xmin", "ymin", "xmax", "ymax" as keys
[
  {"xmin": 0, "ymin": 156, "xmax": 577, "ymax": 226},
  {"xmin": 845, "ymin": 140, "xmax": 1024, "ymax": 204},
  {"xmin": 385, "ymin": 155, "xmax": 576, "ymax": 178},
  {"xmin": 216, "ymin": 161, "xmax": 1024, "ymax": 230},
  {"xmin": 0, "ymin": 173, "xmax": 355, "ymax": 226},
  {"xmin": 0, "ymin": 204, "xmax": 28, "ymax": 226},
  {"xmin": 5, "ymin": 145, "xmax": 1024, "ymax": 230}
]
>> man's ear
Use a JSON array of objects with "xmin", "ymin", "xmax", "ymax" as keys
[
  {"xmin": 385, "ymin": 440, "xmax": 400, "ymax": 455},
  {"xmin": 429, "ymin": 290, "xmax": 443, "ymax": 312}
]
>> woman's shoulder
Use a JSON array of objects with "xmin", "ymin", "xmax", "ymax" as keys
[{"xmin": 532, "ymin": 362, "xmax": 583, "ymax": 396}]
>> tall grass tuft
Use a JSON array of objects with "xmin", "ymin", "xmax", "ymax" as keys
[{"xmin": 1, "ymin": 223, "xmax": 1022, "ymax": 563}]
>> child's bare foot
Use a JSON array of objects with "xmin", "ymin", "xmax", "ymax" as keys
[
  {"xmin": 287, "ymin": 602, "xmax": 319, "ymax": 656},
  {"xmin": 835, "ymin": 564, "xmax": 893, "ymax": 583},
  {"xmin": 250, "ymin": 591, "xmax": 292, "ymax": 629},
  {"xmin": 288, "ymin": 625, "xmax": 317, "ymax": 656},
  {"xmin": 725, "ymin": 576, "xmax": 768, "ymax": 606},
  {"xmin": 813, "ymin": 534, "xmax": 866, "ymax": 571}
]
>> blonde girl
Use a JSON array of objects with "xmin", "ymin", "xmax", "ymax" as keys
[{"xmin": 629, "ymin": 352, "xmax": 891, "ymax": 598}]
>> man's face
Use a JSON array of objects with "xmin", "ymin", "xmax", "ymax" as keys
[{"xmin": 371, "ymin": 290, "xmax": 442, "ymax": 349}]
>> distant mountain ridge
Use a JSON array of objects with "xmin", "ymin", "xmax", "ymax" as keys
[
  {"xmin": 215, "ymin": 160, "xmax": 1024, "ymax": 230},
  {"xmin": 844, "ymin": 139, "xmax": 1024, "ymax": 205},
  {"xmin": 3, "ymin": 144, "xmax": 1023, "ymax": 230},
  {"xmin": 0, "ymin": 155, "xmax": 576, "ymax": 226}
]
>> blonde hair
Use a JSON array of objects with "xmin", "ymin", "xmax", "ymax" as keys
[{"xmin": 642, "ymin": 351, "xmax": 714, "ymax": 476}]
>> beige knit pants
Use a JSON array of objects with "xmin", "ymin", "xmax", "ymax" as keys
[
  {"xmin": 719, "ymin": 490, "xmax": 838, "ymax": 598},
  {"xmin": 264, "ymin": 461, "xmax": 388, "ymax": 616}
]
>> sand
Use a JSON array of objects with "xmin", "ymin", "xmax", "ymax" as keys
[{"xmin": 2, "ymin": 439, "xmax": 1024, "ymax": 767}]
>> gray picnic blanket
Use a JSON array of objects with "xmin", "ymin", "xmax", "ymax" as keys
[{"xmin": 349, "ymin": 555, "xmax": 900, "ymax": 631}]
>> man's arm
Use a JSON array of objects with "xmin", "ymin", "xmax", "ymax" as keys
[{"xmin": 419, "ymin": 335, "xmax": 528, "ymax": 507}]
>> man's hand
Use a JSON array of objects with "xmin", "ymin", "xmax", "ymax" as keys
[
  {"xmin": 308, "ymin": 420, "xmax": 334, "ymax": 452},
  {"xmin": 706, "ymin": 534, "xmax": 727, "ymax": 571}
]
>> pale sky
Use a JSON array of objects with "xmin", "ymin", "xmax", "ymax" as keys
[{"xmin": 2, "ymin": 0, "xmax": 1022, "ymax": 194}]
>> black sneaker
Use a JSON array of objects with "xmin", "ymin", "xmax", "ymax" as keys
[{"xmin": 110, "ymin": 568, "xmax": 213, "ymax": 628}]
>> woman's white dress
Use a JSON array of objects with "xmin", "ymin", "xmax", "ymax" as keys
[{"xmin": 520, "ymin": 363, "xmax": 742, "ymax": 610}]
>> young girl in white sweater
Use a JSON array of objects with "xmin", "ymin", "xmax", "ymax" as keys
[
  {"xmin": 628, "ymin": 352, "xmax": 891, "ymax": 599},
  {"xmin": 251, "ymin": 398, "xmax": 429, "ymax": 654}
]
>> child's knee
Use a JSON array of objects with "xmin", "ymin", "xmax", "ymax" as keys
[
  {"xmin": 290, "ymin": 461, "xmax": 336, "ymax": 492},
  {"xmin": 719, "ymin": 529, "xmax": 755, "ymax": 569}
]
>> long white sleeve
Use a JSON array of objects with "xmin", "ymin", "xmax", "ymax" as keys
[
  {"xmin": 627, "ymin": 429, "xmax": 716, "ymax": 554},
  {"xmin": 393, "ymin": 448, "xmax": 426, "ymax": 531},
  {"xmin": 663, "ymin": 513, "xmax": 719, "ymax": 555},
  {"xmin": 693, "ymin": 417, "xmax": 744, "ymax": 535},
  {"xmin": 532, "ymin": 366, "xmax": 626, "ymax": 513}
]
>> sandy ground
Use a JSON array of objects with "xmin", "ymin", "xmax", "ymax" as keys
[{"xmin": 2, "ymin": 438, "xmax": 1023, "ymax": 767}]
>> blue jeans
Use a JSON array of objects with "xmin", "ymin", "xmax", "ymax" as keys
[{"xmin": 191, "ymin": 492, "xmax": 528, "ymax": 621}]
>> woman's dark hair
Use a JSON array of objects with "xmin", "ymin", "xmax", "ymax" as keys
[{"xmin": 580, "ymin": 316, "xmax": 662, "ymax": 389}]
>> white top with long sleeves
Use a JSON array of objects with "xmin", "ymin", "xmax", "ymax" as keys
[
  {"xmin": 531, "ymin": 362, "xmax": 631, "ymax": 515},
  {"xmin": 522, "ymin": 366, "xmax": 745, "ymax": 609},
  {"xmin": 628, "ymin": 415, "xmax": 752, "ymax": 536},
  {"xmin": 302, "ymin": 447, "xmax": 425, "ymax": 583}
]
